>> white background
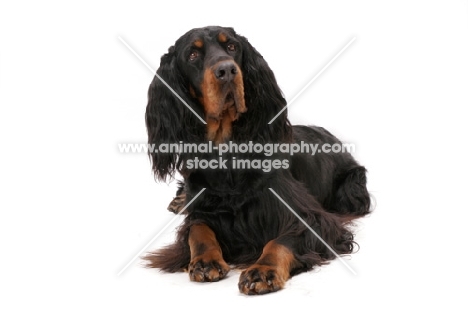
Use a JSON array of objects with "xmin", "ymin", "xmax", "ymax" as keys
[{"xmin": 1, "ymin": 0, "xmax": 467, "ymax": 309}]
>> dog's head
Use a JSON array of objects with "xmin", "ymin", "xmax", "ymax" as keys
[
  {"xmin": 176, "ymin": 27, "xmax": 247, "ymax": 143},
  {"xmin": 146, "ymin": 26, "xmax": 291, "ymax": 180}
]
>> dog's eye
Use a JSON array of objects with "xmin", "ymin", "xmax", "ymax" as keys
[
  {"xmin": 227, "ymin": 44, "xmax": 236, "ymax": 52},
  {"xmin": 189, "ymin": 50, "xmax": 198, "ymax": 61}
]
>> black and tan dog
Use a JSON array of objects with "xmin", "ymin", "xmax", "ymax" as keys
[{"xmin": 143, "ymin": 26, "xmax": 370, "ymax": 295}]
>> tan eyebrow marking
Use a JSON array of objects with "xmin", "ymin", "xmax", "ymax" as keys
[
  {"xmin": 193, "ymin": 39, "xmax": 203, "ymax": 48},
  {"xmin": 218, "ymin": 33, "xmax": 227, "ymax": 43}
]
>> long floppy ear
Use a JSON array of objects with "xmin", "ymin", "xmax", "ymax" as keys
[
  {"xmin": 145, "ymin": 47, "xmax": 204, "ymax": 181},
  {"xmin": 232, "ymin": 34, "xmax": 292, "ymax": 143}
]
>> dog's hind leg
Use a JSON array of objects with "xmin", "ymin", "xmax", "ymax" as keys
[
  {"xmin": 167, "ymin": 181, "xmax": 187, "ymax": 214},
  {"xmin": 331, "ymin": 166, "xmax": 371, "ymax": 218}
]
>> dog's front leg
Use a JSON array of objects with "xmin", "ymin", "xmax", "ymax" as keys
[
  {"xmin": 238, "ymin": 240, "xmax": 298, "ymax": 295},
  {"xmin": 188, "ymin": 223, "xmax": 230, "ymax": 282}
]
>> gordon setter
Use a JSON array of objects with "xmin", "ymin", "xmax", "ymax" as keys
[{"xmin": 143, "ymin": 26, "xmax": 371, "ymax": 295}]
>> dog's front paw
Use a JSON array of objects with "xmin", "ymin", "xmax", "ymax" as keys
[
  {"xmin": 238, "ymin": 264, "xmax": 287, "ymax": 295},
  {"xmin": 188, "ymin": 253, "xmax": 230, "ymax": 282}
]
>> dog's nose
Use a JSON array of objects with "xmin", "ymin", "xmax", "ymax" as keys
[{"xmin": 214, "ymin": 61, "xmax": 237, "ymax": 83}]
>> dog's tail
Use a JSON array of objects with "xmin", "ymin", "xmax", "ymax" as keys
[
  {"xmin": 142, "ymin": 239, "xmax": 190, "ymax": 272},
  {"xmin": 330, "ymin": 166, "xmax": 371, "ymax": 219}
]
